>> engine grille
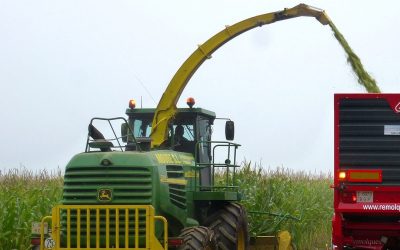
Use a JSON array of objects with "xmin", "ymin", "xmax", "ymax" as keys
[
  {"xmin": 166, "ymin": 165, "xmax": 186, "ymax": 209},
  {"xmin": 63, "ymin": 166, "xmax": 152, "ymax": 204},
  {"xmin": 61, "ymin": 166, "xmax": 153, "ymax": 247}
]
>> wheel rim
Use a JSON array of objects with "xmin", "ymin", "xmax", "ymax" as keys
[{"xmin": 237, "ymin": 227, "xmax": 245, "ymax": 250}]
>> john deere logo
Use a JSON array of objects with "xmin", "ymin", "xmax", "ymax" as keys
[{"xmin": 98, "ymin": 189, "xmax": 112, "ymax": 202}]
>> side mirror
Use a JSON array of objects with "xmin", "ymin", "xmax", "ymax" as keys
[
  {"xmin": 225, "ymin": 121, "xmax": 235, "ymax": 141},
  {"xmin": 121, "ymin": 123, "xmax": 128, "ymax": 142}
]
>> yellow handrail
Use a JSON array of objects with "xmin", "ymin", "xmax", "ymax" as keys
[
  {"xmin": 40, "ymin": 216, "xmax": 52, "ymax": 250},
  {"xmin": 155, "ymin": 216, "xmax": 168, "ymax": 250}
]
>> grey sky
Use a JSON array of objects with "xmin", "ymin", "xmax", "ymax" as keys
[{"xmin": 1, "ymin": 0, "xmax": 399, "ymax": 172}]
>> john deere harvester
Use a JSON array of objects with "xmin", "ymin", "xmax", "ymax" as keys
[{"xmin": 31, "ymin": 4, "xmax": 330, "ymax": 250}]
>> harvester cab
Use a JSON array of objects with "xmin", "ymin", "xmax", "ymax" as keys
[
  {"xmin": 123, "ymin": 100, "xmax": 234, "ymax": 152},
  {"xmin": 123, "ymin": 100, "xmax": 237, "ymax": 189}
]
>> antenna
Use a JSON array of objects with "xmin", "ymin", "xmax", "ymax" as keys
[
  {"xmin": 133, "ymin": 74, "xmax": 156, "ymax": 104},
  {"xmin": 141, "ymin": 96, "xmax": 143, "ymax": 108}
]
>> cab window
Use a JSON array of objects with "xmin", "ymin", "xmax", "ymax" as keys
[
  {"xmin": 132, "ymin": 118, "xmax": 152, "ymax": 137},
  {"xmin": 172, "ymin": 124, "xmax": 195, "ymax": 141}
]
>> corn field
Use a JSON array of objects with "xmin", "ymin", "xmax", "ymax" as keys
[
  {"xmin": 231, "ymin": 163, "xmax": 333, "ymax": 249},
  {"xmin": 0, "ymin": 165, "xmax": 332, "ymax": 250},
  {"xmin": 0, "ymin": 168, "xmax": 63, "ymax": 250}
]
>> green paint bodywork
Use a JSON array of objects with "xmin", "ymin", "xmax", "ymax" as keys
[{"xmin": 61, "ymin": 108, "xmax": 240, "ymax": 240}]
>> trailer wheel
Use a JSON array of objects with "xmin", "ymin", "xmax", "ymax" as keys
[
  {"xmin": 178, "ymin": 226, "xmax": 217, "ymax": 250},
  {"xmin": 205, "ymin": 203, "xmax": 249, "ymax": 250}
]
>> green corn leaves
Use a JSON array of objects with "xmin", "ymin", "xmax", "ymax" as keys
[
  {"xmin": 0, "ymin": 168, "xmax": 63, "ymax": 250},
  {"xmin": 215, "ymin": 163, "xmax": 333, "ymax": 249}
]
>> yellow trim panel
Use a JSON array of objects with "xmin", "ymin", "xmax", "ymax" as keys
[
  {"xmin": 160, "ymin": 176, "xmax": 187, "ymax": 185},
  {"xmin": 154, "ymin": 153, "xmax": 194, "ymax": 165}
]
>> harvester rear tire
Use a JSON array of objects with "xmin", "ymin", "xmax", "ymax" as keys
[
  {"xmin": 205, "ymin": 202, "xmax": 249, "ymax": 250},
  {"xmin": 178, "ymin": 226, "xmax": 217, "ymax": 250}
]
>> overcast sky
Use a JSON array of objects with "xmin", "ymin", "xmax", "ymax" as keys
[{"xmin": 1, "ymin": 0, "xmax": 399, "ymax": 173}]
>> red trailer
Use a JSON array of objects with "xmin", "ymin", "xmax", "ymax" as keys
[{"xmin": 333, "ymin": 94, "xmax": 400, "ymax": 250}]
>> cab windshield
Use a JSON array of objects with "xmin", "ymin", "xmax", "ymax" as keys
[
  {"xmin": 129, "ymin": 113, "xmax": 212, "ymax": 155},
  {"xmin": 130, "ymin": 117, "xmax": 195, "ymax": 141}
]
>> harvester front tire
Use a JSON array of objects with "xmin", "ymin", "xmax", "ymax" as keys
[
  {"xmin": 205, "ymin": 203, "xmax": 249, "ymax": 250},
  {"xmin": 178, "ymin": 226, "xmax": 217, "ymax": 250}
]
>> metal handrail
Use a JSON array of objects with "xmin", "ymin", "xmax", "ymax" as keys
[
  {"xmin": 194, "ymin": 140, "xmax": 241, "ymax": 191},
  {"xmin": 86, "ymin": 117, "xmax": 142, "ymax": 152}
]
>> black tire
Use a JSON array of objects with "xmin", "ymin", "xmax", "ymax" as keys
[
  {"xmin": 178, "ymin": 226, "xmax": 217, "ymax": 250},
  {"xmin": 205, "ymin": 203, "xmax": 249, "ymax": 250}
]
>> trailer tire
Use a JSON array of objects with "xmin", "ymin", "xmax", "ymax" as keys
[
  {"xmin": 178, "ymin": 226, "xmax": 217, "ymax": 250},
  {"xmin": 205, "ymin": 203, "xmax": 249, "ymax": 250}
]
